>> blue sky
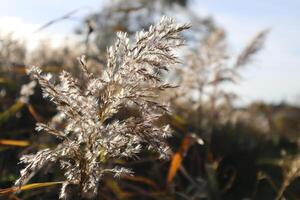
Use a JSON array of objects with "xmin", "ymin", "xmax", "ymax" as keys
[
  {"xmin": 193, "ymin": 1, "xmax": 300, "ymax": 105},
  {"xmin": 0, "ymin": 0, "xmax": 299, "ymax": 105}
]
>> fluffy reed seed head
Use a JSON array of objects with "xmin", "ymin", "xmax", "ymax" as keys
[{"xmin": 15, "ymin": 16, "xmax": 190, "ymax": 199}]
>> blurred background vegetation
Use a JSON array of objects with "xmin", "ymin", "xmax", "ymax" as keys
[{"xmin": 1, "ymin": 0, "xmax": 300, "ymax": 199}]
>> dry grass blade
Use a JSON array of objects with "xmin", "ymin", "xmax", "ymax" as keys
[
  {"xmin": 34, "ymin": 9, "xmax": 80, "ymax": 33},
  {"xmin": 8, "ymin": 67, "xmax": 27, "ymax": 74},
  {"xmin": 122, "ymin": 175, "xmax": 158, "ymax": 189},
  {"xmin": 0, "ymin": 78, "xmax": 12, "ymax": 84},
  {"xmin": 0, "ymin": 139, "xmax": 29, "ymax": 147},
  {"xmin": 0, "ymin": 181, "xmax": 64, "ymax": 195},
  {"xmin": 0, "ymin": 101, "xmax": 24, "ymax": 126},
  {"xmin": 27, "ymin": 104, "xmax": 44, "ymax": 122},
  {"xmin": 105, "ymin": 179, "xmax": 132, "ymax": 200}
]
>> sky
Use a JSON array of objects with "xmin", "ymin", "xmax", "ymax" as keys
[{"xmin": 0, "ymin": 0, "xmax": 299, "ymax": 105}]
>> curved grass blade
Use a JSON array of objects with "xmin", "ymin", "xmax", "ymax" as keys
[
  {"xmin": 0, "ymin": 181, "xmax": 64, "ymax": 196},
  {"xmin": 0, "ymin": 139, "xmax": 29, "ymax": 147}
]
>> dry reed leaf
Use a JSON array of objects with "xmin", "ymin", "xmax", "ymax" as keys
[
  {"xmin": 41, "ymin": 66, "xmax": 62, "ymax": 73},
  {"xmin": 0, "ymin": 101, "xmax": 24, "ymax": 126},
  {"xmin": 106, "ymin": 179, "xmax": 132, "ymax": 199},
  {"xmin": 10, "ymin": 67, "xmax": 27, "ymax": 74},
  {"xmin": 0, "ymin": 78, "xmax": 12, "ymax": 84},
  {"xmin": 167, "ymin": 135, "xmax": 192, "ymax": 186},
  {"xmin": 34, "ymin": 9, "xmax": 79, "ymax": 33},
  {"xmin": 0, "ymin": 181, "xmax": 64, "ymax": 195},
  {"xmin": 27, "ymin": 104, "xmax": 44, "ymax": 122},
  {"xmin": 0, "ymin": 139, "xmax": 29, "ymax": 147},
  {"xmin": 122, "ymin": 175, "xmax": 158, "ymax": 189}
]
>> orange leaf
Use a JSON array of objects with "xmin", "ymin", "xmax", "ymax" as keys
[
  {"xmin": 167, "ymin": 153, "xmax": 183, "ymax": 186},
  {"xmin": 166, "ymin": 135, "xmax": 192, "ymax": 186},
  {"xmin": 0, "ymin": 139, "xmax": 29, "ymax": 147}
]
